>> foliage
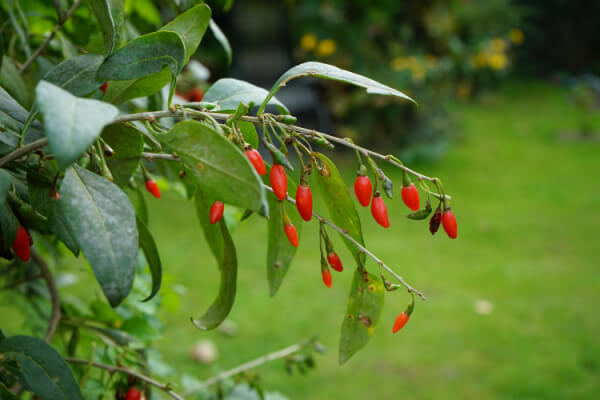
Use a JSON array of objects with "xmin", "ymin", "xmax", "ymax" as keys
[{"xmin": 0, "ymin": 0, "xmax": 455, "ymax": 399}]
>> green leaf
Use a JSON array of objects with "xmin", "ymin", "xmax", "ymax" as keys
[
  {"xmin": 0, "ymin": 202, "xmax": 18, "ymax": 247},
  {"xmin": 0, "ymin": 169, "xmax": 11, "ymax": 204},
  {"xmin": 159, "ymin": 120, "xmax": 268, "ymax": 215},
  {"xmin": 137, "ymin": 216, "xmax": 162, "ymax": 302},
  {"xmin": 209, "ymin": 19, "xmax": 232, "ymax": 66},
  {"xmin": 89, "ymin": 0, "xmax": 126, "ymax": 56},
  {"xmin": 313, "ymin": 153, "xmax": 365, "ymax": 265},
  {"xmin": 204, "ymin": 78, "xmax": 288, "ymax": 114},
  {"xmin": 264, "ymin": 166, "xmax": 302, "ymax": 296},
  {"xmin": 338, "ymin": 268, "xmax": 384, "ymax": 365},
  {"xmin": 43, "ymin": 54, "xmax": 104, "ymax": 96},
  {"xmin": 192, "ymin": 190, "xmax": 238, "ymax": 330},
  {"xmin": 102, "ymin": 68, "xmax": 170, "ymax": 105},
  {"xmin": 0, "ymin": 335, "xmax": 83, "ymax": 399},
  {"xmin": 0, "ymin": 57, "xmax": 31, "ymax": 108},
  {"xmin": 258, "ymin": 61, "xmax": 415, "ymax": 114},
  {"xmin": 59, "ymin": 165, "xmax": 138, "ymax": 307},
  {"xmin": 0, "ymin": 381, "xmax": 16, "ymax": 399},
  {"xmin": 101, "ymin": 124, "xmax": 143, "ymax": 187},
  {"xmin": 96, "ymin": 31, "xmax": 186, "ymax": 104},
  {"xmin": 0, "ymin": 86, "xmax": 43, "ymax": 152},
  {"xmin": 35, "ymin": 81, "xmax": 119, "ymax": 169},
  {"xmin": 121, "ymin": 316, "xmax": 160, "ymax": 341},
  {"xmin": 236, "ymin": 121, "xmax": 259, "ymax": 149},
  {"xmin": 160, "ymin": 4, "xmax": 211, "ymax": 63},
  {"xmin": 126, "ymin": 184, "xmax": 149, "ymax": 225}
]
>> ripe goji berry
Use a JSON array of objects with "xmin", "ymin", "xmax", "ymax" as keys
[
  {"xmin": 100, "ymin": 82, "xmax": 108, "ymax": 93},
  {"xmin": 145, "ymin": 179, "xmax": 161, "ymax": 199},
  {"xmin": 188, "ymin": 87, "xmax": 204, "ymax": 102},
  {"xmin": 371, "ymin": 193, "xmax": 390, "ymax": 228},
  {"xmin": 321, "ymin": 265, "xmax": 332, "ymax": 288},
  {"xmin": 326, "ymin": 252, "xmax": 343, "ymax": 272},
  {"xmin": 283, "ymin": 222, "xmax": 298, "ymax": 247},
  {"xmin": 270, "ymin": 164, "xmax": 287, "ymax": 200},
  {"xmin": 392, "ymin": 312, "xmax": 409, "ymax": 333},
  {"xmin": 354, "ymin": 175, "xmax": 372, "ymax": 207},
  {"xmin": 245, "ymin": 149, "xmax": 266, "ymax": 176},
  {"xmin": 429, "ymin": 206, "xmax": 442, "ymax": 235},
  {"xmin": 210, "ymin": 201, "xmax": 224, "ymax": 224},
  {"xmin": 125, "ymin": 388, "xmax": 142, "ymax": 400},
  {"xmin": 401, "ymin": 183, "xmax": 420, "ymax": 211},
  {"xmin": 295, "ymin": 184, "xmax": 312, "ymax": 221},
  {"xmin": 442, "ymin": 208, "xmax": 458, "ymax": 239},
  {"xmin": 12, "ymin": 226, "xmax": 31, "ymax": 262}
]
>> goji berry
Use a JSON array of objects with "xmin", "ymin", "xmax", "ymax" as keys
[
  {"xmin": 442, "ymin": 208, "xmax": 457, "ymax": 239},
  {"xmin": 429, "ymin": 206, "xmax": 442, "ymax": 235},
  {"xmin": 392, "ymin": 312, "xmax": 410, "ymax": 333},
  {"xmin": 270, "ymin": 164, "xmax": 287, "ymax": 200},
  {"xmin": 188, "ymin": 87, "xmax": 204, "ymax": 102},
  {"xmin": 125, "ymin": 388, "xmax": 142, "ymax": 400},
  {"xmin": 245, "ymin": 149, "xmax": 266, "ymax": 176},
  {"xmin": 354, "ymin": 175, "xmax": 372, "ymax": 207},
  {"xmin": 401, "ymin": 183, "xmax": 420, "ymax": 211},
  {"xmin": 12, "ymin": 226, "xmax": 31, "ymax": 262},
  {"xmin": 283, "ymin": 221, "xmax": 298, "ymax": 247},
  {"xmin": 326, "ymin": 252, "xmax": 343, "ymax": 272},
  {"xmin": 100, "ymin": 82, "xmax": 108, "ymax": 93},
  {"xmin": 145, "ymin": 179, "xmax": 161, "ymax": 199},
  {"xmin": 371, "ymin": 193, "xmax": 390, "ymax": 228},
  {"xmin": 321, "ymin": 265, "xmax": 332, "ymax": 288},
  {"xmin": 295, "ymin": 184, "xmax": 312, "ymax": 221},
  {"xmin": 210, "ymin": 201, "xmax": 224, "ymax": 224}
]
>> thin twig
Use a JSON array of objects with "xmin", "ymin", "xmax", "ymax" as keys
[
  {"xmin": 262, "ymin": 184, "xmax": 427, "ymax": 300},
  {"xmin": 53, "ymin": 0, "xmax": 65, "ymax": 23},
  {"xmin": 64, "ymin": 358, "xmax": 184, "ymax": 400},
  {"xmin": 19, "ymin": 0, "xmax": 84, "ymax": 72},
  {"xmin": 31, "ymin": 250, "xmax": 61, "ymax": 343},
  {"xmin": 0, "ymin": 138, "xmax": 48, "ymax": 167},
  {"xmin": 182, "ymin": 341, "xmax": 305, "ymax": 396},
  {"xmin": 141, "ymin": 152, "xmax": 179, "ymax": 161}
]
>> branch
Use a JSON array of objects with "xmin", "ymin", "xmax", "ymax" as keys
[
  {"xmin": 64, "ymin": 358, "xmax": 184, "ymax": 400},
  {"xmin": 31, "ymin": 250, "xmax": 61, "ymax": 343},
  {"xmin": 182, "ymin": 340, "xmax": 306, "ymax": 396},
  {"xmin": 19, "ymin": 0, "xmax": 84, "ymax": 73},
  {"xmin": 53, "ymin": 0, "xmax": 66, "ymax": 23},
  {"xmin": 0, "ymin": 138, "xmax": 48, "ymax": 167}
]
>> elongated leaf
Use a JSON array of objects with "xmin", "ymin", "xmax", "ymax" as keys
[
  {"xmin": 0, "ymin": 335, "xmax": 83, "ymax": 399},
  {"xmin": 236, "ymin": 120, "xmax": 258, "ymax": 149},
  {"xmin": 43, "ymin": 54, "xmax": 104, "ymax": 96},
  {"xmin": 192, "ymin": 190, "xmax": 237, "ymax": 330},
  {"xmin": 258, "ymin": 61, "xmax": 415, "ymax": 114},
  {"xmin": 137, "ymin": 217, "xmax": 162, "ymax": 302},
  {"xmin": 89, "ymin": 0, "xmax": 126, "ymax": 56},
  {"xmin": 0, "ymin": 57, "xmax": 31, "ymax": 108},
  {"xmin": 161, "ymin": 4, "xmax": 211, "ymax": 63},
  {"xmin": 36, "ymin": 81, "xmax": 119, "ymax": 169},
  {"xmin": 0, "ymin": 202, "xmax": 18, "ymax": 246},
  {"xmin": 101, "ymin": 124, "xmax": 143, "ymax": 187},
  {"xmin": 209, "ymin": 19, "xmax": 232, "ymax": 66},
  {"xmin": 102, "ymin": 68, "xmax": 170, "ymax": 105},
  {"xmin": 0, "ymin": 86, "xmax": 43, "ymax": 153},
  {"xmin": 0, "ymin": 169, "xmax": 11, "ymax": 204},
  {"xmin": 339, "ymin": 268, "xmax": 384, "ymax": 365},
  {"xmin": 59, "ymin": 165, "xmax": 138, "ymax": 307},
  {"xmin": 159, "ymin": 120, "xmax": 268, "ymax": 215},
  {"xmin": 264, "ymin": 166, "xmax": 301, "ymax": 296},
  {"xmin": 204, "ymin": 78, "xmax": 288, "ymax": 114},
  {"xmin": 313, "ymin": 153, "xmax": 365, "ymax": 265}
]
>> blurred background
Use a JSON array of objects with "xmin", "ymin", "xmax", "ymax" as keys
[{"xmin": 2, "ymin": 0, "xmax": 600, "ymax": 398}]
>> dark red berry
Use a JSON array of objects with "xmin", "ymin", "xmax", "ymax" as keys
[
  {"xmin": 270, "ymin": 164, "xmax": 287, "ymax": 200},
  {"xmin": 442, "ymin": 208, "xmax": 457, "ymax": 239},
  {"xmin": 188, "ymin": 87, "xmax": 204, "ymax": 102},
  {"xmin": 245, "ymin": 149, "xmax": 266, "ymax": 176},
  {"xmin": 12, "ymin": 226, "xmax": 31, "ymax": 262},
  {"xmin": 283, "ymin": 222, "xmax": 298, "ymax": 247},
  {"xmin": 371, "ymin": 193, "xmax": 390, "ymax": 228},
  {"xmin": 100, "ymin": 82, "xmax": 108, "ymax": 93},
  {"xmin": 326, "ymin": 252, "xmax": 343, "ymax": 272},
  {"xmin": 321, "ymin": 266, "xmax": 332, "ymax": 288},
  {"xmin": 210, "ymin": 201, "xmax": 224, "ymax": 224},
  {"xmin": 145, "ymin": 179, "xmax": 161, "ymax": 199},
  {"xmin": 401, "ymin": 183, "xmax": 420, "ymax": 211},
  {"xmin": 295, "ymin": 184, "xmax": 312, "ymax": 221},
  {"xmin": 125, "ymin": 388, "xmax": 142, "ymax": 400},
  {"xmin": 354, "ymin": 175, "xmax": 372, "ymax": 207},
  {"xmin": 392, "ymin": 312, "xmax": 409, "ymax": 333},
  {"xmin": 429, "ymin": 206, "xmax": 442, "ymax": 235}
]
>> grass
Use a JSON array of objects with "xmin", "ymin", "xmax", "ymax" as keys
[{"xmin": 2, "ymin": 81, "xmax": 600, "ymax": 399}]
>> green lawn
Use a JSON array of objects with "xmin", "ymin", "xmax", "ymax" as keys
[{"xmin": 2, "ymin": 81, "xmax": 600, "ymax": 399}]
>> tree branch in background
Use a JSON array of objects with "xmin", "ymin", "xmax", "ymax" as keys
[{"xmin": 31, "ymin": 250, "xmax": 61, "ymax": 343}]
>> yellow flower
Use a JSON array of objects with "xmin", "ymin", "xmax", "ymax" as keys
[
  {"xmin": 487, "ymin": 53, "xmax": 508, "ymax": 70},
  {"xmin": 300, "ymin": 33, "xmax": 317, "ymax": 52},
  {"xmin": 471, "ymin": 53, "xmax": 487, "ymax": 69},
  {"xmin": 411, "ymin": 65, "xmax": 426, "ymax": 82},
  {"xmin": 509, "ymin": 28, "xmax": 524, "ymax": 45},
  {"xmin": 316, "ymin": 39, "xmax": 337, "ymax": 57},
  {"xmin": 391, "ymin": 56, "xmax": 407, "ymax": 71},
  {"xmin": 490, "ymin": 38, "xmax": 507, "ymax": 53}
]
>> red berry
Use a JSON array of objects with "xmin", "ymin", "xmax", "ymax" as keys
[
  {"xmin": 270, "ymin": 164, "xmax": 287, "ymax": 200},
  {"xmin": 354, "ymin": 175, "xmax": 372, "ymax": 207},
  {"xmin": 326, "ymin": 252, "xmax": 343, "ymax": 272},
  {"xmin": 100, "ymin": 82, "xmax": 108, "ymax": 93},
  {"xmin": 295, "ymin": 184, "xmax": 312, "ymax": 221},
  {"xmin": 125, "ymin": 388, "xmax": 142, "ymax": 400},
  {"xmin": 371, "ymin": 194, "xmax": 390, "ymax": 228},
  {"xmin": 392, "ymin": 312, "xmax": 409, "ymax": 333},
  {"xmin": 210, "ymin": 201, "xmax": 224, "ymax": 224},
  {"xmin": 245, "ymin": 149, "xmax": 266, "ymax": 176},
  {"xmin": 321, "ymin": 266, "xmax": 332, "ymax": 288},
  {"xmin": 12, "ymin": 226, "xmax": 31, "ymax": 262},
  {"xmin": 283, "ymin": 221, "xmax": 298, "ymax": 247},
  {"xmin": 429, "ymin": 206, "xmax": 442, "ymax": 235},
  {"xmin": 188, "ymin": 87, "xmax": 204, "ymax": 102},
  {"xmin": 401, "ymin": 183, "xmax": 420, "ymax": 211},
  {"xmin": 145, "ymin": 179, "xmax": 161, "ymax": 199},
  {"xmin": 442, "ymin": 208, "xmax": 457, "ymax": 239}
]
